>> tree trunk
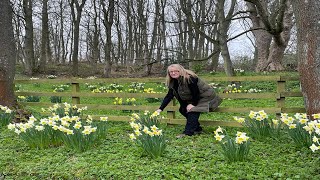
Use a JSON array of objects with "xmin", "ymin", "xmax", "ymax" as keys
[
  {"xmin": 101, "ymin": 0, "xmax": 114, "ymax": 78},
  {"xmin": 69, "ymin": 0, "xmax": 87, "ymax": 76},
  {"xmin": 246, "ymin": 0, "xmax": 294, "ymax": 72},
  {"xmin": 0, "ymin": 0, "xmax": 16, "ymax": 107},
  {"xmin": 292, "ymin": 0, "xmax": 320, "ymax": 115},
  {"xmin": 217, "ymin": 0, "xmax": 235, "ymax": 76},
  {"xmin": 23, "ymin": 0, "xmax": 35, "ymax": 75},
  {"xmin": 39, "ymin": 0, "xmax": 49, "ymax": 72}
]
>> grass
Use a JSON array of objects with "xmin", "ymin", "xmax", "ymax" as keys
[{"xmin": 1, "ymin": 122, "xmax": 319, "ymax": 179}]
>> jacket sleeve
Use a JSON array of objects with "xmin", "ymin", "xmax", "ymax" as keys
[
  {"xmin": 188, "ymin": 76, "xmax": 200, "ymax": 106},
  {"xmin": 159, "ymin": 88, "xmax": 174, "ymax": 110}
]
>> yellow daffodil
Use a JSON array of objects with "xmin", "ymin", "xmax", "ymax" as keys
[
  {"xmin": 272, "ymin": 119, "xmax": 279, "ymax": 125},
  {"xmin": 100, "ymin": 116, "xmax": 108, "ymax": 121},
  {"xmin": 214, "ymin": 134, "xmax": 224, "ymax": 141},
  {"xmin": 129, "ymin": 133, "xmax": 136, "ymax": 140},
  {"xmin": 289, "ymin": 124, "xmax": 296, "ymax": 129},
  {"xmin": 312, "ymin": 113, "xmax": 320, "ymax": 119}
]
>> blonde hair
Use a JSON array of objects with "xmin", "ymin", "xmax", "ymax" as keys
[{"xmin": 165, "ymin": 64, "xmax": 197, "ymax": 86}]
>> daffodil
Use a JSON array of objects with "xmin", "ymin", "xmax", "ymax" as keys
[
  {"xmin": 129, "ymin": 133, "xmax": 136, "ymax": 140},
  {"xmin": 7, "ymin": 123, "xmax": 15, "ymax": 130},
  {"xmin": 310, "ymin": 144, "xmax": 319, "ymax": 152},
  {"xmin": 100, "ymin": 116, "xmax": 108, "ymax": 121},
  {"xmin": 214, "ymin": 134, "xmax": 224, "ymax": 141},
  {"xmin": 35, "ymin": 125, "xmax": 45, "ymax": 131}
]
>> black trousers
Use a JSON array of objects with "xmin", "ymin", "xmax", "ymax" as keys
[{"xmin": 179, "ymin": 105, "xmax": 202, "ymax": 135}]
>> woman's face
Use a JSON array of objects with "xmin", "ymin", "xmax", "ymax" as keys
[{"xmin": 168, "ymin": 67, "xmax": 180, "ymax": 79}]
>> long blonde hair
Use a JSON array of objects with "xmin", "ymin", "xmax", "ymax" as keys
[{"xmin": 165, "ymin": 64, "xmax": 198, "ymax": 86}]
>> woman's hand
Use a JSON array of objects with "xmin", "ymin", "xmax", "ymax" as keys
[
  {"xmin": 156, "ymin": 109, "xmax": 162, "ymax": 113},
  {"xmin": 186, "ymin": 104, "xmax": 194, "ymax": 112}
]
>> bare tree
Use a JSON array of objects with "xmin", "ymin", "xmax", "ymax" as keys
[
  {"xmin": 291, "ymin": 0, "xmax": 320, "ymax": 115},
  {"xmin": 101, "ymin": 0, "xmax": 115, "ymax": 78},
  {"xmin": 245, "ymin": 0, "xmax": 294, "ymax": 72},
  {"xmin": 69, "ymin": 0, "xmax": 87, "ymax": 76},
  {"xmin": 0, "ymin": 0, "xmax": 16, "ymax": 107}
]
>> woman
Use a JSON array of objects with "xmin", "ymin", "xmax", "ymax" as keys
[{"xmin": 156, "ymin": 64, "xmax": 222, "ymax": 138}]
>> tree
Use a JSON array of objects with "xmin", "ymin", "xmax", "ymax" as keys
[
  {"xmin": 245, "ymin": 0, "xmax": 294, "ymax": 72},
  {"xmin": 0, "ymin": 0, "xmax": 16, "ymax": 107},
  {"xmin": 291, "ymin": 1, "xmax": 320, "ymax": 115},
  {"xmin": 39, "ymin": 0, "xmax": 50, "ymax": 72},
  {"xmin": 69, "ymin": 0, "xmax": 87, "ymax": 76},
  {"xmin": 101, "ymin": 0, "xmax": 115, "ymax": 78},
  {"xmin": 23, "ymin": 0, "xmax": 36, "ymax": 75}
]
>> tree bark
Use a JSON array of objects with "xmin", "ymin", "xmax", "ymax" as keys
[
  {"xmin": 23, "ymin": 0, "xmax": 35, "ymax": 75},
  {"xmin": 39, "ymin": 0, "xmax": 49, "ymax": 72},
  {"xmin": 69, "ymin": 0, "xmax": 87, "ymax": 76},
  {"xmin": 0, "ymin": 0, "xmax": 16, "ymax": 107},
  {"xmin": 101, "ymin": 0, "xmax": 114, "ymax": 78},
  {"xmin": 292, "ymin": 0, "xmax": 320, "ymax": 115}
]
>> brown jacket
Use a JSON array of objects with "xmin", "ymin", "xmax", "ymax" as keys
[{"xmin": 169, "ymin": 77, "xmax": 222, "ymax": 112}]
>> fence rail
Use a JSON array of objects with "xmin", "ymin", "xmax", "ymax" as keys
[{"xmin": 14, "ymin": 75, "xmax": 304, "ymax": 127}]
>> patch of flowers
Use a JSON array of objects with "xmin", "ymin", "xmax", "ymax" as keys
[
  {"xmin": 8, "ymin": 103, "xmax": 108, "ymax": 152},
  {"xmin": 128, "ymin": 82, "xmax": 145, "ymax": 91},
  {"xmin": 0, "ymin": 105, "xmax": 14, "ymax": 127},
  {"xmin": 234, "ymin": 110, "xmax": 282, "ymax": 139},
  {"xmin": 214, "ymin": 126, "xmax": 250, "ymax": 162},
  {"xmin": 208, "ymin": 82, "xmax": 222, "ymax": 93},
  {"xmin": 91, "ymin": 83, "xmax": 124, "ymax": 93},
  {"xmin": 47, "ymin": 75, "xmax": 57, "ymax": 79},
  {"xmin": 234, "ymin": 68, "xmax": 245, "ymax": 76},
  {"xmin": 144, "ymin": 88, "xmax": 162, "ymax": 103},
  {"xmin": 128, "ymin": 111, "xmax": 166, "ymax": 158},
  {"xmin": 280, "ymin": 113, "xmax": 317, "ymax": 148},
  {"xmin": 223, "ymin": 83, "xmax": 262, "ymax": 94},
  {"xmin": 50, "ymin": 84, "xmax": 70, "ymax": 103}
]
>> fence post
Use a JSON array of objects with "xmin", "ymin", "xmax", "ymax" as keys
[
  {"xmin": 72, "ymin": 82, "xmax": 80, "ymax": 104},
  {"xmin": 167, "ymin": 98, "xmax": 176, "ymax": 123},
  {"xmin": 276, "ymin": 79, "xmax": 286, "ymax": 113}
]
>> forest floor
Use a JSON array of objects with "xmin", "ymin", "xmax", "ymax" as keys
[{"xmin": 15, "ymin": 62, "xmax": 168, "ymax": 79}]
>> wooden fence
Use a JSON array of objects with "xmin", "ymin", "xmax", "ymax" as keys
[{"xmin": 14, "ymin": 75, "xmax": 304, "ymax": 127}]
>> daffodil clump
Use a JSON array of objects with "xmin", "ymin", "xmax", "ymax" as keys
[
  {"xmin": 128, "ymin": 111, "xmax": 166, "ymax": 158},
  {"xmin": 128, "ymin": 82, "xmax": 145, "ymax": 91},
  {"xmin": 47, "ymin": 75, "xmax": 57, "ymax": 79},
  {"xmin": 91, "ymin": 83, "xmax": 124, "ymax": 93},
  {"xmin": 280, "ymin": 113, "xmax": 319, "ymax": 149},
  {"xmin": 113, "ymin": 97, "xmax": 137, "ymax": 106},
  {"xmin": 144, "ymin": 88, "xmax": 162, "ymax": 103},
  {"xmin": 224, "ymin": 84, "xmax": 262, "ymax": 94},
  {"xmin": 7, "ymin": 115, "xmax": 61, "ymax": 149},
  {"xmin": 214, "ymin": 127, "xmax": 250, "ymax": 162},
  {"xmin": 8, "ymin": 103, "xmax": 108, "ymax": 151},
  {"xmin": 310, "ymin": 115, "xmax": 320, "ymax": 152},
  {"xmin": 0, "ymin": 105, "xmax": 14, "ymax": 127},
  {"xmin": 234, "ymin": 110, "xmax": 282, "ymax": 139},
  {"xmin": 50, "ymin": 84, "xmax": 69, "ymax": 103},
  {"xmin": 234, "ymin": 68, "xmax": 245, "ymax": 75}
]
